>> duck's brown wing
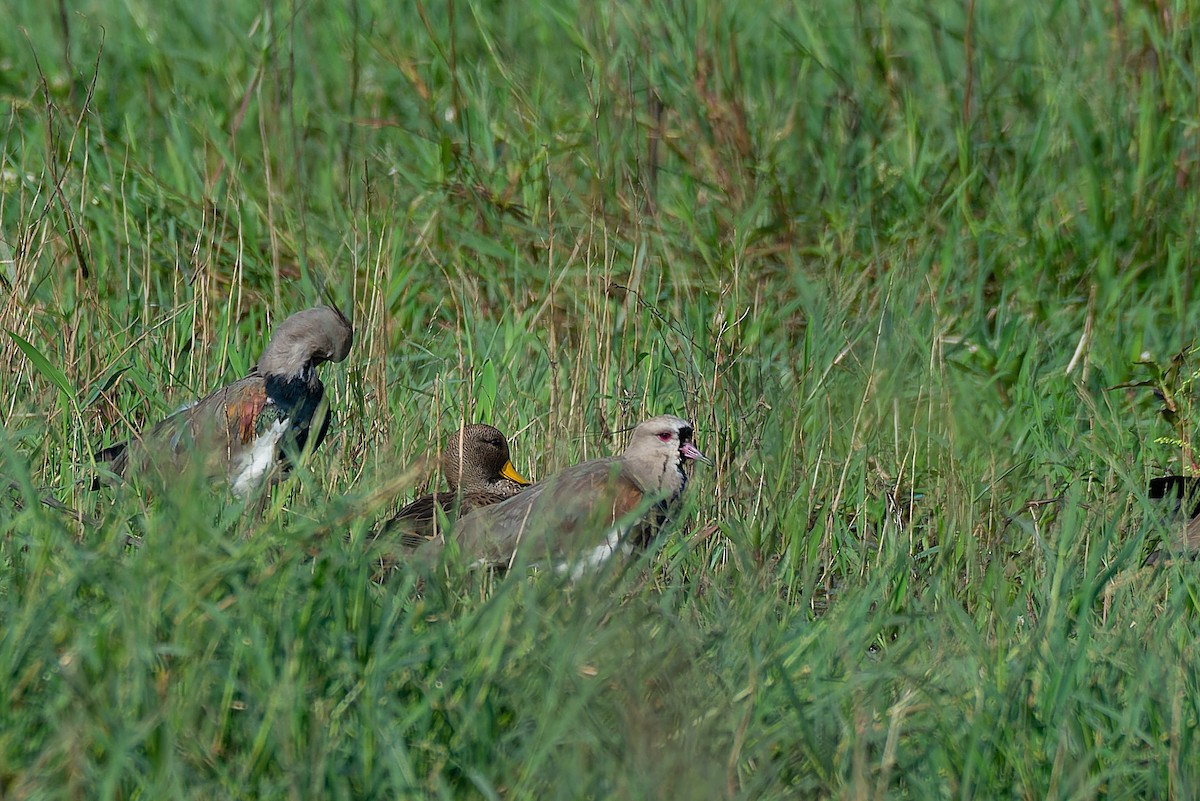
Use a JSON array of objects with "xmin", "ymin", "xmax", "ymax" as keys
[
  {"xmin": 379, "ymin": 491, "xmax": 452, "ymax": 549},
  {"xmin": 377, "ymin": 477, "xmax": 533, "ymax": 555},
  {"xmin": 454, "ymin": 458, "xmax": 650, "ymax": 566}
]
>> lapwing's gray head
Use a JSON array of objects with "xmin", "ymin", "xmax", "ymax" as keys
[{"xmin": 256, "ymin": 305, "xmax": 354, "ymax": 378}]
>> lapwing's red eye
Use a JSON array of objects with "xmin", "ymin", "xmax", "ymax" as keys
[{"xmin": 657, "ymin": 432, "xmax": 672, "ymax": 442}]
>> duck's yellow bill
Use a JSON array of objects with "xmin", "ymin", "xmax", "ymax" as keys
[{"xmin": 500, "ymin": 461, "xmax": 531, "ymax": 485}]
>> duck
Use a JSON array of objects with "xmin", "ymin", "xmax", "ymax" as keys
[
  {"xmin": 435, "ymin": 414, "xmax": 708, "ymax": 577},
  {"xmin": 380, "ymin": 423, "xmax": 530, "ymax": 548},
  {"xmin": 96, "ymin": 304, "xmax": 353, "ymax": 497}
]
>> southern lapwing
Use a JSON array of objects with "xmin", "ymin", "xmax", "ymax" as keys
[{"xmin": 96, "ymin": 304, "xmax": 353, "ymax": 497}]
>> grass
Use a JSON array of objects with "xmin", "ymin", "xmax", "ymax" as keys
[{"xmin": 3, "ymin": 0, "xmax": 1200, "ymax": 797}]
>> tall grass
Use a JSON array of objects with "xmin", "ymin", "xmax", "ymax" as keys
[{"xmin": 2, "ymin": 0, "xmax": 1200, "ymax": 797}]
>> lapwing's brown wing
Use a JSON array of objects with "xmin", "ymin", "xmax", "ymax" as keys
[
  {"xmin": 455, "ymin": 457, "xmax": 647, "ymax": 567},
  {"xmin": 110, "ymin": 375, "xmax": 270, "ymax": 481}
]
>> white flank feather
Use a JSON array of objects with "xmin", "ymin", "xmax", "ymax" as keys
[
  {"xmin": 557, "ymin": 529, "xmax": 632, "ymax": 581},
  {"xmin": 230, "ymin": 418, "xmax": 290, "ymax": 497}
]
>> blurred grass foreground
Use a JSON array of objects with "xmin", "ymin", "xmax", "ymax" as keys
[{"xmin": 3, "ymin": 0, "xmax": 1200, "ymax": 798}]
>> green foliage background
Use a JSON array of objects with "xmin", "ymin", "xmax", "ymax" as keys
[{"xmin": 3, "ymin": 0, "xmax": 1200, "ymax": 797}]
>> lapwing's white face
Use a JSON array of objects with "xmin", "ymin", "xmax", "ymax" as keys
[
  {"xmin": 629, "ymin": 416, "xmax": 707, "ymax": 467},
  {"xmin": 647, "ymin": 422, "xmax": 706, "ymax": 464},
  {"xmin": 619, "ymin": 415, "xmax": 708, "ymax": 501}
]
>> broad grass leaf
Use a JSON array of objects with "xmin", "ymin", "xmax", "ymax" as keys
[
  {"xmin": 477, "ymin": 358, "xmax": 497, "ymax": 420},
  {"xmin": 8, "ymin": 330, "xmax": 75, "ymax": 410}
]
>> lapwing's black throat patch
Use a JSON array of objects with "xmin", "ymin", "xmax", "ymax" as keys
[{"xmin": 264, "ymin": 368, "xmax": 329, "ymax": 457}]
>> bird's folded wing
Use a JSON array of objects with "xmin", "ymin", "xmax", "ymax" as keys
[
  {"xmin": 456, "ymin": 461, "xmax": 646, "ymax": 566},
  {"xmin": 120, "ymin": 376, "xmax": 270, "ymax": 479}
]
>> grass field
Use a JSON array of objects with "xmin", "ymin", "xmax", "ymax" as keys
[{"xmin": 3, "ymin": 0, "xmax": 1200, "ymax": 797}]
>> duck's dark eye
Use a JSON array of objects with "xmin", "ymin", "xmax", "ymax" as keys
[{"xmin": 657, "ymin": 432, "xmax": 673, "ymax": 442}]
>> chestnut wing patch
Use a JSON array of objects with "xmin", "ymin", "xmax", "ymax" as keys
[{"xmin": 221, "ymin": 380, "xmax": 275, "ymax": 448}]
